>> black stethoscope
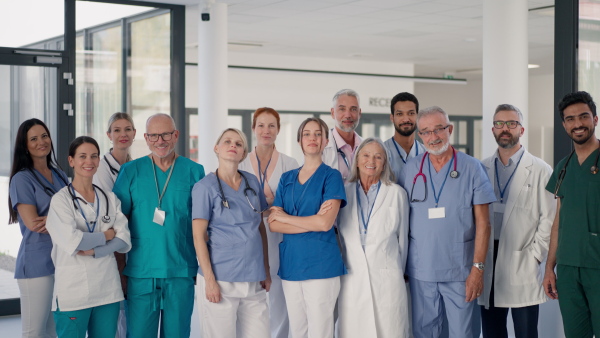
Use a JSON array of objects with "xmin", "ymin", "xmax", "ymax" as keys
[
  {"xmin": 410, "ymin": 147, "xmax": 459, "ymax": 203},
  {"xmin": 554, "ymin": 140, "xmax": 600, "ymax": 198},
  {"xmin": 67, "ymin": 183, "xmax": 111, "ymax": 226},
  {"xmin": 216, "ymin": 169, "xmax": 266, "ymax": 213},
  {"xmin": 104, "ymin": 154, "xmax": 119, "ymax": 176},
  {"xmin": 30, "ymin": 167, "xmax": 69, "ymax": 197}
]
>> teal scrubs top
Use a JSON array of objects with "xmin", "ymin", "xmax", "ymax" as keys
[
  {"xmin": 113, "ymin": 156, "xmax": 205, "ymax": 278},
  {"xmin": 273, "ymin": 163, "xmax": 347, "ymax": 281},
  {"xmin": 546, "ymin": 149, "xmax": 600, "ymax": 269}
]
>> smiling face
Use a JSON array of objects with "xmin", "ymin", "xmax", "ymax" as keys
[
  {"xmin": 391, "ymin": 100, "xmax": 418, "ymax": 137},
  {"xmin": 492, "ymin": 110, "xmax": 524, "ymax": 149},
  {"xmin": 300, "ymin": 120, "xmax": 328, "ymax": 155},
  {"xmin": 215, "ymin": 130, "xmax": 246, "ymax": 163},
  {"xmin": 108, "ymin": 118, "xmax": 136, "ymax": 151},
  {"xmin": 145, "ymin": 115, "xmax": 178, "ymax": 159},
  {"xmin": 253, "ymin": 112, "xmax": 279, "ymax": 147},
  {"xmin": 68, "ymin": 142, "xmax": 100, "ymax": 179},
  {"xmin": 418, "ymin": 112, "xmax": 453, "ymax": 156},
  {"xmin": 562, "ymin": 102, "xmax": 598, "ymax": 145},
  {"xmin": 331, "ymin": 95, "xmax": 361, "ymax": 133},
  {"xmin": 356, "ymin": 141, "xmax": 385, "ymax": 182},
  {"xmin": 26, "ymin": 124, "xmax": 52, "ymax": 160}
]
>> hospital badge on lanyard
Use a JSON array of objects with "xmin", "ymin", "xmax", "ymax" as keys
[{"xmin": 151, "ymin": 156, "xmax": 176, "ymax": 226}]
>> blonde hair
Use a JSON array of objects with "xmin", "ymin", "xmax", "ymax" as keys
[
  {"xmin": 347, "ymin": 138, "xmax": 395, "ymax": 185},
  {"xmin": 107, "ymin": 112, "xmax": 135, "ymax": 162},
  {"xmin": 215, "ymin": 128, "xmax": 249, "ymax": 162}
]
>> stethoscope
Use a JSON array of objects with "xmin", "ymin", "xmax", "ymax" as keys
[
  {"xmin": 391, "ymin": 138, "xmax": 419, "ymax": 164},
  {"xmin": 104, "ymin": 154, "xmax": 119, "ymax": 176},
  {"xmin": 331, "ymin": 130, "xmax": 352, "ymax": 169},
  {"xmin": 29, "ymin": 167, "xmax": 69, "ymax": 197},
  {"xmin": 67, "ymin": 184, "xmax": 111, "ymax": 229},
  {"xmin": 554, "ymin": 140, "xmax": 600, "ymax": 198},
  {"xmin": 410, "ymin": 147, "xmax": 459, "ymax": 203},
  {"xmin": 216, "ymin": 169, "xmax": 266, "ymax": 213}
]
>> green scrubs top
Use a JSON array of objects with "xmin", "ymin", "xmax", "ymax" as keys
[
  {"xmin": 114, "ymin": 156, "xmax": 205, "ymax": 278},
  {"xmin": 546, "ymin": 149, "xmax": 600, "ymax": 269}
]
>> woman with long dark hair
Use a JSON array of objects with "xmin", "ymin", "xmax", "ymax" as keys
[{"xmin": 8, "ymin": 118, "xmax": 68, "ymax": 337}]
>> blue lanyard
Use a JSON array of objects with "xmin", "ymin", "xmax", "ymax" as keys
[
  {"xmin": 494, "ymin": 152, "xmax": 524, "ymax": 203},
  {"xmin": 427, "ymin": 154, "xmax": 455, "ymax": 208},
  {"xmin": 356, "ymin": 181, "xmax": 381, "ymax": 233},
  {"xmin": 256, "ymin": 152, "xmax": 272, "ymax": 193},
  {"xmin": 71, "ymin": 185, "xmax": 100, "ymax": 233},
  {"xmin": 391, "ymin": 138, "xmax": 419, "ymax": 164}
]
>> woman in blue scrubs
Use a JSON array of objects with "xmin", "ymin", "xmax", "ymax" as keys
[
  {"xmin": 192, "ymin": 128, "xmax": 271, "ymax": 337},
  {"xmin": 8, "ymin": 118, "xmax": 68, "ymax": 338},
  {"xmin": 269, "ymin": 117, "xmax": 347, "ymax": 338}
]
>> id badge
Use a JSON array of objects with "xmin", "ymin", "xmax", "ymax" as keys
[
  {"xmin": 428, "ymin": 207, "xmax": 445, "ymax": 219},
  {"xmin": 493, "ymin": 201, "xmax": 506, "ymax": 213},
  {"xmin": 360, "ymin": 233, "xmax": 367, "ymax": 247},
  {"xmin": 153, "ymin": 207, "xmax": 166, "ymax": 226}
]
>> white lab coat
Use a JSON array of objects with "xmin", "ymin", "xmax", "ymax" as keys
[
  {"xmin": 93, "ymin": 151, "xmax": 121, "ymax": 193},
  {"xmin": 337, "ymin": 181, "xmax": 410, "ymax": 338},
  {"xmin": 46, "ymin": 186, "xmax": 131, "ymax": 311},
  {"xmin": 480, "ymin": 150, "xmax": 555, "ymax": 308}
]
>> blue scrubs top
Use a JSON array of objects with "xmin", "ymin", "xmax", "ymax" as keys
[
  {"xmin": 273, "ymin": 163, "xmax": 347, "ymax": 281},
  {"xmin": 10, "ymin": 168, "xmax": 68, "ymax": 278},
  {"xmin": 384, "ymin": 138, "xmax": 425, "ymax": 185},
  {"xmin": 400, "ymin": 151, "xmax": 495, "ymax": 282},
  {"xmin": 113, "ymin": 156, "xmax": 205, "ymax": 278},
  {"xmin": 192, "ymin": 171, "xmax": 268, "ymax": 283}
]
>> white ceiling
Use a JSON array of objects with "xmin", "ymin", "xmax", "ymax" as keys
[{"xmin": 138, "ymin": 0, "xmax": 555, "ymax": 79}]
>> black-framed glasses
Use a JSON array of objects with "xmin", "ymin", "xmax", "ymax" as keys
[
  {"xmin": 418, "ymin": 125, "xmax": 450, "ymax": 138},
  {"xmin": 493, "ymin": 121, "xmax": 521, "ymax": 129},
  {"xmin": 146, "ymin": 130, "xmax": 176, "ymax": 142}
]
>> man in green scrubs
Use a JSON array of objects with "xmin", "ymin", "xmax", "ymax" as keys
[
  {"xmin": 113, "ymin": 114, "xmax": 205, "ymax": 337},
  {"xmin": 544, "ymin": 91, "xmax": 600, "ymax": 338}
]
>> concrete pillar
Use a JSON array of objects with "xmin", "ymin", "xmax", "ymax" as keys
[
  {"xmin": 482, "ymin": 0, "xmax": 528, "ymax": 156},
  {"xmin": 197, "ymin": 1, "xmax": 228, "ymax": 172}
]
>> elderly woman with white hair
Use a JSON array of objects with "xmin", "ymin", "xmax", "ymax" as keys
[
  {"xmin": 336, "ymin": 137, "xmax": 410, "ymax": 338},
  {"xmin": 191, "ymin": 128, "xmax": 271, "ymax": 337}
]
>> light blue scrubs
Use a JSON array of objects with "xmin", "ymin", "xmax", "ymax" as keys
[
  {"xmin": 273, "ymin": 163, "xmax": 347, "ymax": 281},
  {"xmin": 191, "ymin": 171, "xmax": 268, "ymax": 282},
  {"xmin": 384, "ymin": 138, "xmax": 425, "ymax": 185},
  {"xmin": 10, "ymin": 168, "xmax": 68, "ymax": 278},
  {"xmin": 113, "ymin": 156, "xmax": 205, "ymax": 338},
  {"xmin": 400, "ymin": 150, "xmax": 495, "ymax": 338}
]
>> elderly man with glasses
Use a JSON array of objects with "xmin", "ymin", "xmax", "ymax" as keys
[
  {"xmin": 113, "ymin": 113, "xmax": 205, "ymax": 337},
  {"xmin": 480, "ymin": 104, "xmax": 555, "ymax": 338},
  {"xmin": 399, "ymin": 106, "xmax": 495, "ymax": 338}
]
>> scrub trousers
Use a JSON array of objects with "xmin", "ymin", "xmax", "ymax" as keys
[
  {"xmin": 126, "ymin": 276, "xmax": 195, "ymax": 338},
  {"xmin": 409, "ymin": 278, "xmax": 474, "ymax": 338},
  {"xmin": 556, "ymin": 264, "xmax": 600, "ymax": 338},
  {"xmin": 196, "ymin": 275, "xmax": 269, "ymax": 338},
  {"xmin": 18, "ymin": 275, "xmax": 57, "ymax": 338},
  {"xmin": 282, "ymin": 277, "xmax": 340, "ymax": 338},
  {"xmin": 53, "ymin": 301, "xmax": 119, "ymax": 338}
]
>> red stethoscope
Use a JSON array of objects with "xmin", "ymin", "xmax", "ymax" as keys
[{"xmin": 410, "ymin": 147, "xmax": 459, "ymax": 203}]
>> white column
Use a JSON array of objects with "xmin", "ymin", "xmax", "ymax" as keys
[
  {"xmin": 197, "ymin": 1, "xmax": 228, "ymax": 172},
  {"xmin": 482, "ymin": 0, "xmax": 528, "ymax": 156}
]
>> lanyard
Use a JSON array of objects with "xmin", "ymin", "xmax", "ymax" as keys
[
  {"xmin": 356, "ymin": 181, "xmax": 381, "ymax": 233},
  {"xmin": 427, "ymin": 153, "xmax": 455, "ymax": 207},
  {"xmin": 391, "ymin": 138, "xmax": 419, "ymax": 164},
  {"xmin": 494, "ymin": 152, "xmax": 524, "ymax": 203},
  {"xmin": 71, "ymin": 185, "xmax": 100, "ymax": 233},
  {"xmin": 151, "ymin": 157, "xmax": 176, "ymax": 209},
  {"xmin": 256, "ymin": 152, "xmax": 272, "ymax": 192}
]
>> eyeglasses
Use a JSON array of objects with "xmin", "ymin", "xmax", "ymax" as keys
[
  {"xmin": 418, "ymin": 125, "xmax": 450, "ymax": 138},
  {"xmin": 493, "ymin": 121, "xmax": 521, "ymax": 129},
  {"xmin": 146, "ymin": 130, "xmax": 176, "ymax": 142}
]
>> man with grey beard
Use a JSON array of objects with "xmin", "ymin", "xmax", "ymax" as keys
[
  {"xmin": 399, "ymin": 106, "xmax": 495, "ymax": 338},
  {"xmin": 480, "ymin": 104, "xmax": 555, "ymax": 338}
]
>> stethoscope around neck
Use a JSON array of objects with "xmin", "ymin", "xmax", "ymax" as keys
[
  {"xmin": 215, "ymin": 169, "xmax": 267, "ymax": 213},
  {"xmin": 29, "ymin": 167, "xmax": 69, "ymax": 197},
  {"xmin": 553, "ymin": 140, "xmax": 600, "ymax": 198},
  {"xmin": 68, "ymin": 183, "xmax": 111, "ymax": 224},
  {"xmin": 410, "ymin": 147, "xmax": 459, "ymax": 203}
]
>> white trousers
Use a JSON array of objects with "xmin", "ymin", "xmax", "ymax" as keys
[
  {"xmin": 281, "ymin": 277, "xmax": 340, "ymax": 338},
  {"xmin": 17, "ymin": 275, "xmax": 56, "ymax": 338},
  {"xmin": 197, "ymin": 275, "xmax": 270, "ymax": 338},
  {"xmin": 264, "ymin": 224, "xmax": 290, "ymax": 338}
]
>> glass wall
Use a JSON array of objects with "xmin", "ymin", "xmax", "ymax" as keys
[
  {"xmin": 0, "ymin": 1, "xmax": 64, "ymax": 49},
  {"xmin": 579, "ymin": 1, "xmax": 600, "ymax": 139}
]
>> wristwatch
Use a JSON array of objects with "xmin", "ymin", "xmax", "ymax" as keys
[{"xmin": 473, "ymin": 262, "xmax": 485, "ymax": 271}]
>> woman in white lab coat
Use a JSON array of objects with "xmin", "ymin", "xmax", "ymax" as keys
[
  {"xmin": 46, "ymin": 136, "xmax": 131, "ymax": 338},
  {"xmin": 337, "ymin": 137, "xmax": 410, "ymax": 338},
  {"xmin": 239, "ymin": 107, "xmax": 299, "ymax": 338}
]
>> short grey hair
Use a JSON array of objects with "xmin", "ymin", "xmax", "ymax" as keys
[
  {"xmin": 348, "ymin": 138, "xmax": 395, "ymax": 186},
  {"xmin": 214, "ymin": 128, "xmax": 249, "ymax": 163},
  {"xmin": 332, "ymin": 89, "xmax": 360, "ymax": 108},
  {"xmin": 146, "ymin": 113, "xmax": 176, "ymax": 132},
  {"xmin": 494, "ymin": 104, "xmax": 524, "ymax": 123},
  {"xmin": 416, "ymin": 106, "xmax": 451, "ymax": 129}
]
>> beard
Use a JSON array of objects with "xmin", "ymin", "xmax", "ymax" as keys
[
  {"xmin": 424, "ymin": 139, "xmax": 450, "ymax": 156},
  {"xmin": 336, "ymin": 119, "xmax": 358, "ymax": 133},
  {"xmin": 395, "ymin": 122, "xmax": 417, "ymax": 137},
  {"xmin": 570, "ymin": 126, "xmax": 595, "ymax": 145},
  {"xmin": 494, "ymin": 131, "xmax": 520, "ymax": 149}
]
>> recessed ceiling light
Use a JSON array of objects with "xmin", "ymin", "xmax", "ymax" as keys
[
  {"xmin": 349, "ymin": 53, "xmax": 373, "ymax": 58},
  {"xmin": 464, "ymin": 38, "xmax": 477, "ymax": 43},
  {"xmin": 528, "ymin": 64, "xmax": 540, "ymax": 69}
]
